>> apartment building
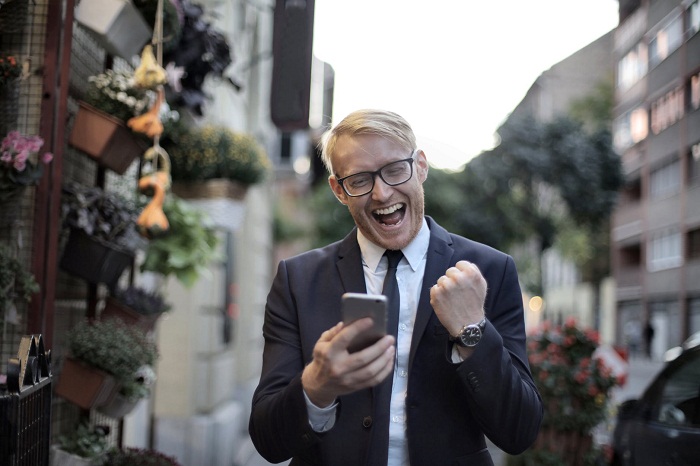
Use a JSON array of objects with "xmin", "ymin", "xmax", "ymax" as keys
[{"xmin": 611, "ymin": 0, "xmax": 700, "ymax": 359}]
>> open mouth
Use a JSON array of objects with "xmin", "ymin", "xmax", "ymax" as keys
[{"xmin": 373, "ymin": 203, "xmax": 405, "ymax": 226}]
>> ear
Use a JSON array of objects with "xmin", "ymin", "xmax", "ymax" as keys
[
  {"xmin": 328, "ymin": 175, "xmax": 348, "ymax": 205},
  {"xmin": 415, "ymin": 150, "xmax": 429, "ymax": 183}
]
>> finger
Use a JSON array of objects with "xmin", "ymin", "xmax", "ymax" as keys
[
  {"xmin": 456, "ymin": 260, "xmax": 481, "ymax": 276},
  {"xmin": 436, "ymin": 275, "xmax": 450, "ymax": 288},
  {"xmin": 318, "ymin": 321, "xmax": 344, "ymax": 343},
  {"xmin": 332, "ymin": 317, "xmax": 375, "ymax": 351},
  {"xmin": 346, "ymin": 344, "xmax": 396, "ymax": 389}
]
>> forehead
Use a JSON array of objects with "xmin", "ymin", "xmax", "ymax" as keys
[{"xmin": 333, "ymin": 134, "xmax": 409, "ymax": 175}]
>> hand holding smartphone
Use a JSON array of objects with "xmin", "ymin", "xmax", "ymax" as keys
[{"xmin": 341, "ymin": 292, "xmax": 388, "ymax": 353}]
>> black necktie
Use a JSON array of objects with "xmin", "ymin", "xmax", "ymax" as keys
[{"xmin": 382, "ymin": 249, "xmax": 403, "ymax": 340}]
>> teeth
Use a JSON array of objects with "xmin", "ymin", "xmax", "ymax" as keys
[{"xmin": 374, "ymin": 204, "xmax": 402, "ymax": 215}]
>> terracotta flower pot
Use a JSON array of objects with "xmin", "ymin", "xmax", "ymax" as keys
[
  {"xmin": 68, "ymin": 101, "xmax": 146, "ymax": 174},
  {"xmin": 54, "ymin": 357, "xmax": 119, "ymax": 410}
]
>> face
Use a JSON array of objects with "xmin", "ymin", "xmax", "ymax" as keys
[{"xmin": 328, "ymin": 134, "xmax": 429, "ymax": 250}]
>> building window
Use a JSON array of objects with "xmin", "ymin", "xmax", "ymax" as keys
[
  {"xmin": 649, "ymin": 12, "xmax": 683, "ymax": 68},
  {"xmin": 689, "ymin": 143, "xmax": 700, "ymax": 185},
  {"xmin": 648, "ymin": 230, "xmax": 682, "ymax": 271},
  {"xmin": 650, "ymin": 158, "xmax": 681, "ymax": 199},
  {"xmin": 688, "ymin": 0, "xmax": 699, "ymax": 37},
  {"xmin": 613, "ymin": 106, "xmax": 648, "ymax": 153},
  {"xmin": 690, "ymin": 297, "xmax": 700, "ymax": 335},
  {"xmin": 688, "ymin": 228, "xmax": 700, "ymax": 260},
  {"xmin": 617, "ymin": 42, "xmax": 648, "ymax": 92},
  {"xmin": 621, "ymin": 176, "xmax": 642, "ymax": 202}
]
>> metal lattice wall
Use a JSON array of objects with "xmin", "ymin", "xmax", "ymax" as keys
[
  {"xmin": 1, "ymin": 0, "xmax": 141, "ymax": 449},
  {"xmin": 1, "ymin": 0, "xmax": 50, "ymax": 392}
]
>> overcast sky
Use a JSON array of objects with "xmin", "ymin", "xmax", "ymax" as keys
[{"xmin": 312, "ymin": 0, "xmax": 620, "ymax": 169}]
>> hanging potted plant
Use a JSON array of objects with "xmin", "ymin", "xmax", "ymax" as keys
[
  {"xmin": 0, "ymin": 130, "xmax": 54, "ymax": 229},
  {"xmin": 140, "ymin": 194, "xmax": 220, "ymax": 288},
  {"xmin": 54, "ymin": 318, "xmax": 158, "ymax": 417},
  {"xmin": 163, "ymin": 124, "xmax": 270, "ymax": 230},
  {"xmin": 74, "ymin": 0, "xmax": 152, "ymax": 59},
  {"xmin": 101, "ymin": 284, "xmax": 171, "ymax": 332},
  {"xmin": 59, "ymin": 182, "xmax": 146, "ymax": 289},
  {"xmin": 161, "ymin": 0, "xmax": 237, "ymax": 116},
  {"xmin": 68, "ymin": 69, "xmax": 153, "ymax": 174}
]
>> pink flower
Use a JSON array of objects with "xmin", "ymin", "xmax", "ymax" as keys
[{"xmin": 1, "ymin": 130, "xmax": 55, "ymax": 191}]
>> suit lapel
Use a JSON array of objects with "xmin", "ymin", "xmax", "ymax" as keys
[
  {"xmin": 410, "ymin": 218, "xmax": 454, "ymax": 368},
  {"xmin": 336, "ymin": 228, "xmax": 367, "ymax": 294}
]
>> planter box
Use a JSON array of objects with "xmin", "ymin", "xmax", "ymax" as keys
[
  {"xmin": 101, "ymin": 296, "xmax": 162, "ymax": 332},
  {"xmin": 171, "ymin": 179, "xmax": 248, "ymax": 231},
  {"xmin": 69, "ymin": 101, "xmax": 146, "ymax": 175},
  {"xmin": 74, "ymin": 0, "xmax": 151, "ymax": 59},
  {"xmin": 49, "ymin": 446, "xmax": 93, "ymax": 466},
  {"xmin": 54, "ymin": 358, "xmax": 118, "ymax": 410},
  {"xmin": 59, "ymin": 229, "xmax": 134, "ymax": 289}
]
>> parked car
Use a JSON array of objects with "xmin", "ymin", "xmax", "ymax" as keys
[{"xmin": 611, "ymin": 332, "xmax": 700, "ymax": 465}]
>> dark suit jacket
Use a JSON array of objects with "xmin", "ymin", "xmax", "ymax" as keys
[{"xmin": 249, "ymin": 217, "xmax": 543, "ymax": 465}]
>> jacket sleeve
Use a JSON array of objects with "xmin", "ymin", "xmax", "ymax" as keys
[
  {"xmin": 247, "ymin": 260, "xmax": 323, "ymax": 463},
  {"xmin": 456, "ymin": 255, "xmax": 543, "ymax": 454}
]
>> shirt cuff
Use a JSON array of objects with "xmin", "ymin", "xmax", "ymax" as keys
[
  {"xmin": 303, "ymin": 390, "xmax": 339, "ymax": 432},
  {"xmin": 451, "ymin": 344, "xmax": 465, "ymax": 363}
]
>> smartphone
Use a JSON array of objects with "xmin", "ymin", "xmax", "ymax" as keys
[{"xmin": 341, "ymin": 292, "xmax": 388, "ymax": 353}]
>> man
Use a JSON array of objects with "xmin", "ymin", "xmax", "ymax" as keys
[{"xmin": 249, "ymin": 109, "xmax": 543, "ymax": 465}]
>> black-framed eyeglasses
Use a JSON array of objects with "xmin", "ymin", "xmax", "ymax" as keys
[{"xmin": 336, "ymin": 150, "xmax": 417, "ymax": 197}]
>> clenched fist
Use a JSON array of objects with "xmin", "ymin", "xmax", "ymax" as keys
[{"xmin": 430, "ymin": 260, "xmax": 487, "ymax": 336}]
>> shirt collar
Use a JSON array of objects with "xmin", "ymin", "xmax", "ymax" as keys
[{"xmin": 357, "ymin": 218, "xmax": 430, "ymax": 272}]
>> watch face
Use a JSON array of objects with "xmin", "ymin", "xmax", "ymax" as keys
[{"xmin": 459, "ymin": 325, "xmax": 482, "ymax": 347}]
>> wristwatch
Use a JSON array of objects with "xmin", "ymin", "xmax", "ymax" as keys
[{"xmin": 450, "ymin": 318, "xmax": 486, "ymax": 347}]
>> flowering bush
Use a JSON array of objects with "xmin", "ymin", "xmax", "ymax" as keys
[
  {"xmin": 0, "ymin": 54, "xmax": 22, "ymax": 88},
  {"xmin": 520, "ymin": 318, "xmax": 623, "ymax": 466},
  {"xmin": 528, "ymin": 318, "xmax": 622, "ymax": 433},
  {"xmin": 0, "ymin": 130, "xmax": 54, "ymax": 201}
]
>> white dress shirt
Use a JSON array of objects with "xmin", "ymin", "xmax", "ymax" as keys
[{"xmin": 306, "ymin": 219, "xmax": 430, "ymax": 466}]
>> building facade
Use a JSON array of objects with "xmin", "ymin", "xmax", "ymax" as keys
[{"xmin": 611, "ymin": 0, "xmax": 700, "ymax": 359}]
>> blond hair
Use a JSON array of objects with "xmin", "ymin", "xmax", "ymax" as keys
[{"xmin": 319, "ymin": 109, "xmax": 416, "ymax": 174}]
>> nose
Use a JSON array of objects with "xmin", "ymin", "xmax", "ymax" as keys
[{"xmin": 370, "ymin": 173, "xmax": 393, "ymax": 200}]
